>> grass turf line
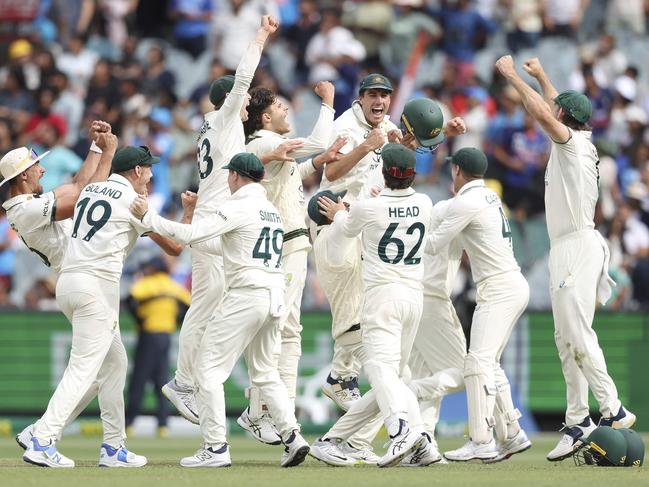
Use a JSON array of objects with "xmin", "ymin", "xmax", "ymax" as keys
[{"xmin": 1, "ymin": 435, "xmax": 648, "ymax": 487}]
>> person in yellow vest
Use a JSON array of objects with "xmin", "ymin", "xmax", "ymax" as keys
[{"xmin": 125, "ymin": 256, "xmax": 190, "ymax": 436}]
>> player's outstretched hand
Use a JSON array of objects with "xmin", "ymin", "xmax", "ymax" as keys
[
  {"xmin": 314, "ymin": 136, "xmax": 347, "ymax": 166},
  {"xmin": 318, "ymin": 195, "xmax": 346, "ymax": 221},
  {"xmin": 444, "ymin": 117, "xmax": 467, "ymax": 137},
  {"xmin": 387, "ymin": 129, "xmax": 403, "ymax": 144},
  {"xmin": 269, "ymin": 139, "xmax": 304, "ymax": 162},
  {"xmin": 181, "ymin": 190, "xmax": 198, "ymax": 220},
  {"xmin": 95, "ymin": 132, "xmax": 118, "ymax": 152},
  {"xmin": 130, "ymin": 194, "xmax": 149, "ymax": 221},
  {"xmin": 495, "ymin": 55, "xmax": 517, "ymax": 79},
  {"xmin": 314, "ymin": 81, "xmax": 335, "ymax": 106},
  {"xmin": 522, "ymin": 57, "xmax": 545, "ymax": 79}
]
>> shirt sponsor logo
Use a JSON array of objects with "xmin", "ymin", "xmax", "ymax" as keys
[{"xmin": 216, "ymin": 210, "xmax": 227, "ymax": 221}]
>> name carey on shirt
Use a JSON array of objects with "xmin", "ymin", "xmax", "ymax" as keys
[{"xmin": 84, "ymin": 184, "xmax": 123, "ymax": 199}]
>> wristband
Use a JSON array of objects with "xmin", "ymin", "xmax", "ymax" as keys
[{"xmin": 89, "ymin": 141, "xmax": 103, "ymax": 154}]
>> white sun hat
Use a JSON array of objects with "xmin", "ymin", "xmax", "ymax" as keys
[{"xmin": 0, "ymin": 147, "xmax": 50, "ymax": 187}]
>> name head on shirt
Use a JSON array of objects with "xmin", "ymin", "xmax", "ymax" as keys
[
  {"xmin": 260, "ymin": 210, "xmax": 282, "ymax": 223},
  {"xmin": 85, "ymin": 184, "xmax": 123, "ymax": 200},
  {"xmin": 388, "ymin": 206, "xmax": 419, "ymax": 218}
]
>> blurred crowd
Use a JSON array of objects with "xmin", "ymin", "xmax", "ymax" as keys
[{"xmin": 1, "ymin": 0, "xmax": 649, "ymax": 311}]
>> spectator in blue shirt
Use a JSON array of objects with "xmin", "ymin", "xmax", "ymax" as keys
[{"xmin": 170, "ymin": 0, "xmax": 215, "ymax": 58}]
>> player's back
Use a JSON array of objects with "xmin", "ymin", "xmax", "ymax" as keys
[
  {"xmin": 61, "ymin": 174, "xmax": 143, "ymax": 282},
  {"xmin": 359, "ymin": 188, "xmax": 432, "ymax": 292},
  {"xmin": 454, "ymin": 182, "xmax": 520, "ymax": 283},
  {"xmin": 217, "ymin": 184, "xmax": 285, "ymax": 291},
  {"xmin": 3, "ymin": 192, "xmax": 71, "ymax": 272}
]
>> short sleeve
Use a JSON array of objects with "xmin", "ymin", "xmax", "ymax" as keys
[{"xmin": 19, "ymin": 192, "xmax": 58, "ymax": 230}]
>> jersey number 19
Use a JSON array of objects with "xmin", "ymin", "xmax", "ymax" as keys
[{"xmin": 71, "ymin": 197, "xmax": 112, "ymax": 242}]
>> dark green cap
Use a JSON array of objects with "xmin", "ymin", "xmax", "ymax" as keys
[
  {"xmin": 401, "ymin": 98, "xmax": 446, "ymax": 148},
  {"xmin": 308, "ymin": 189, "xmax": 347, "ymax": 226},
  {"xmin": 359, "ymin": 73, "xmax": 393, "ymax": 94},
  {"xmin": 209, "ymin": 75, "xmax": 235, "ymax": 106},
  {"xmin": 447, "ymin": 147, "xmax": 488, "ymax": 176},
  {"xmin": 576, "ymin": 426, "xmax": 627, "ymax": 467},
  {"xmin": 382, "ymin": 143, "xmax": 416, "ymax": 179},
  {"xmin": 554, "ymin": 90, "xmax": 592, "ymax": 123},
  {"xmin": 222, "ymin": 152, "xmax": 265, "ymax": 181},
  {"xmin": 111, "ymin": 146, "xmax": 160, "ymax": 172}
]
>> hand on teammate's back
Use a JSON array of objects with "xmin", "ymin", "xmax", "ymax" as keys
[
  {"xmin": 363, "ymin": 128, "xmax": 385, "ymax": 152},
  {"xmin": 130, "ymin": 194, "xmax": 149, "ymax": 221},
  {"xmin": 314, "ymin": 81, "xmax": 335, "ymax": 107}
]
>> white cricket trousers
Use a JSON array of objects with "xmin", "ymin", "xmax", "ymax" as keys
[
  {"xmin": 465, "ymin": 271, "xmax": 529, "ymax": 443},
  {"xmin": 329, "ymin": 283, "xmax": 423, "ymax": 438},
  {"xmin": 196, "ymin": 287, "xmax": 299, "ymax": 447},
  {"xmin": 175, "ymin": 247, "xmax": 224, "ymax": 389},
  {"xmin": 408, "ymin": 295, "xmax": 466, "ymax": 432},
  {"xmin": 33, "ymin": 273, "xmax": 128, "ymax": 447},
  {"xmin": 549, "ymin": 229, "xmax": 621, "ymax": 425},
  {"xmin": 277, "ymin": 249, "xmax": 307, "ymax": 401}
]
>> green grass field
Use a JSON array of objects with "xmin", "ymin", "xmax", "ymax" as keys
[{"xmin": 1, "ymin": 434, "xmax": 647, "ymax": 487}]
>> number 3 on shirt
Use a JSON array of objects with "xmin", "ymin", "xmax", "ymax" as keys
[
  {"xmin": 252, "ymin": 226, "xmax": 284, "ymax": 267},
  {"xmin": 378, "ymin": 222, "xmax": 425, "ymax": 265},
  {"xmin": 198, "ymin": 139, "xmax": 213, "ymax": 179},
  {"xmin": 71, "ymin": 197, "xmax": 112, "ymax": 241}
]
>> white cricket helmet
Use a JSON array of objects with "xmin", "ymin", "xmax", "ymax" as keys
[{"xmin": 0, "ymin": 147, "xmax": 49, "ymax": 187}]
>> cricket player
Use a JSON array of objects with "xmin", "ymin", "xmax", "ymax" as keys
[
  {"xmin": 21, "ymin": 145, "xmax": 162, "ymax": 468},
  {"xmin": 315, "ymin": 144, "xmax": 432, "ymax": 468},
  {"xmin": 130, "ymin": 153, "xmax": 310, "ymax": 468},
  {"xmin": 162, "ymin": 15, "xmax": 287, "ymax": 424},
  {"xmin": 422, "ymin": 147, "xmax": 529, "ymax": 462},
  {"xmin": 238, "ymin": 81, "xmax": 338, "ymax": 442},
  {"xmin": 495, "ymin": 55, "xmax": 636, "ymax": 461}
]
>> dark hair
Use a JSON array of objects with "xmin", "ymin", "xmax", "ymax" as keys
[
  {"xmin": 560, "ymin": 111, "xmax": 591, "ymax": 131},
  {"xmin": 383, "ymin": 169, "xmax": 415, "ymax": 190},
  {"xmin": 243, "ymin": 87, "xmax": 276, "ymax": 138}
]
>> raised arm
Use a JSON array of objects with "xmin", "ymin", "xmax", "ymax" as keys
[
  {"xmin": 324, "ymin": 129, "xmax": 385, "ymax": 182},
  {"xmin": 289, "ymin": 81, "xmax": 336, "ymax": 158},
  {"xmin": 52, "ymin": 126, "xmax": 118, "ymax": 221},
  {"xmin": 221, "ymin": 15, "xmax": 279, "ymax": 120},
  {"xmin": 495, "ymin": 55, "xmax": 569, "ymax": 143}
]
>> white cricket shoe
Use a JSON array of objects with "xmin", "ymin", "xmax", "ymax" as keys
[
  {"xmin": 16, "ymin": 423, "xmax": 34, "ymax": 450},
  {"xmin": 237, "ymin": 407, "xmax": 281, "ymax": 445},
  {"xmin": 444, "ymin": 438, "xmax": 499, "ymax": 461},
  {"xmin": 98, "ymin": 444, "xmax": 147, "ymax": 467},
  {"xmin": 180, "ymin": 443, "xmax": 231, "ymax": 468},
  {"xmin": 378, "ymin": 429, "xmax": 427, "ymax": 468},
  {"xmin": 483, "ymin": 429, "xmax": 532, "ymax": 463},
  {"xmin": 309, "ymin": 438, "xmax": 357, "ymax": 466},
  {"xmin": 598, "ymin": 406, "xmax": 636, "ymax": 429},
  {"xmin": 339, "ymin": 441, "xmax": 381, "ymax": 464},
  {"xmin": 23, "ymin": 437, "xmax": 74, "ymax": 468},
  {"xmin": 547, "ymin": 416, "xmax": 596, "ymax": 462},
  {"xmin": 401, "ymin": 432, "xmax": 443, "ymax": 467},
  {"xmin": 161, "ymin": 379, "xmax": 199, "ymax": 425},
  {"xmin": 280, "ymin": 430, "xmax": 310, "ymax": 468},
  {"xmin": 321, "ymin": 374, "xmax": 361, "ymax": 411}
]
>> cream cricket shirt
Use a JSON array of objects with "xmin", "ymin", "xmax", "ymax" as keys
[
  {"xmin": 332, "ymin": 187, "xmax": 433, "ymax": 292},
  {"xmin": 143, "ymin": 183, "xmax": 285, "ymax": 291},
  {"xmin": 427, "ymin": 180, "xmax": 520, "ymax": 284},
  {"xmin": 312, "ymin": 222, "xmax": 363, "ymax": 338},
  {"xmin": 60, "ymin": 174, "xmax": 149, "ymax": 282},
  {"xmin": 246, "ymin": 103, "xmax": 335, "ymax": 255},
  {"xmin": 544, "ymin": 129, "xmax": 599, "ymax": 241},
  {"xmin": 423, "ymin": 198, "xmax": 463, "ymax": 300},
  {"xmin": 195, "ymin": 40, "xmax": 265, "ymax": 221},
  {"xmin": 320, "ymin": 101, "xmax": 398, "ymax": 201},
  {"xmin": 3, "ymin": 191, "xmax": 71, "ymax": 272}
]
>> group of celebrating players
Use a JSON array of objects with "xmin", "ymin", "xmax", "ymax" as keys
[{"xmin": 0, "ymin": 15, "xmax": 637, "ymax": 469}]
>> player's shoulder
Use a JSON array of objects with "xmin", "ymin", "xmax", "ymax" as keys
[{"xmin": 4, "ymin": 191, "xmax": 56, "ymax": 225}]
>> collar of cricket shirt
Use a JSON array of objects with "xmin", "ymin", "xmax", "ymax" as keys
[
  {"xmin": 229, "ymin": 182, "xmax": 266, "ymax": 200},
  {"xmin": 457, "ymin": 179, "xmax": 485, "ymax": 196},
  {"xmin": 379, "ymin": 187, "xmax": 416, "ymax": 198},
  {"xmin": 107, "ymin": 173, "xmax": 133, "ymax": 189},
  {"xmin": 253, "ymin": 129, "xmax": 286, "ymax": 140},
  {"xmin": 351, "ymin": 100, "xmax": 393, "ymax": 131}
]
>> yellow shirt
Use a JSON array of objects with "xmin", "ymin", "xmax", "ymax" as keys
[{"xmin": 129, "ymin": 272, "xmax": 191, "ymax": 333}]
